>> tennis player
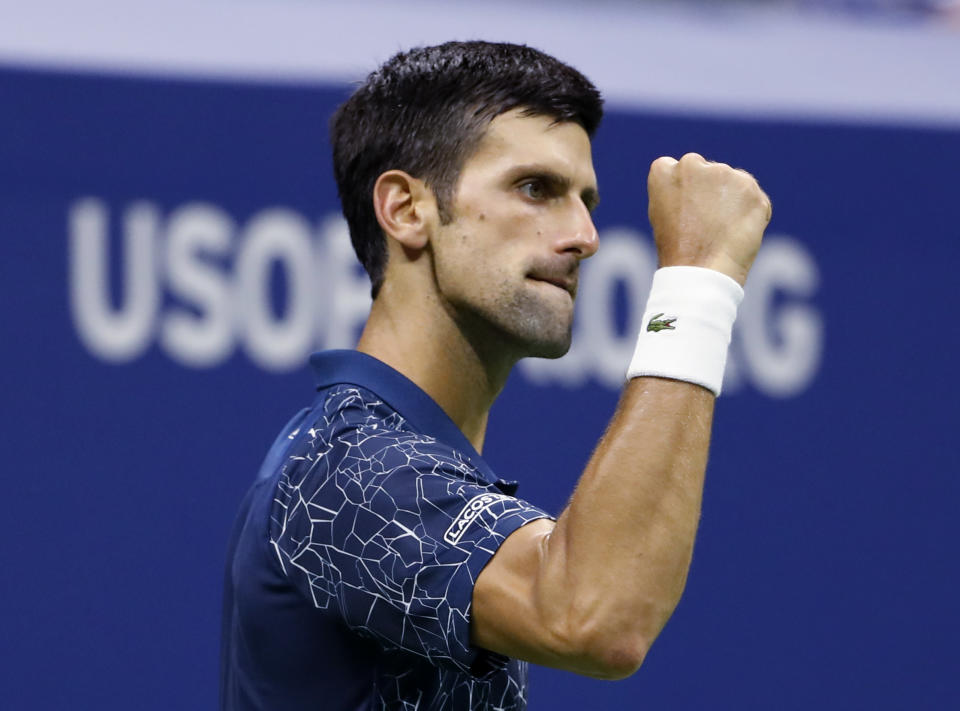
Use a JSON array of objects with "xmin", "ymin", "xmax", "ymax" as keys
[{"xmin": 221, "ymin": 40, "xmax": 771, "ymax": 710}]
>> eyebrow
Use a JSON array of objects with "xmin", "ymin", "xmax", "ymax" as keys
[{"xmin": 509, "ymin": 164, "xmax": 601, "ymax": 212}]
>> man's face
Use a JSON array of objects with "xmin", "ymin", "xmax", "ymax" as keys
[{"xmin": 431, "ymin": 109, "xmax": 600, "ymax": 360}]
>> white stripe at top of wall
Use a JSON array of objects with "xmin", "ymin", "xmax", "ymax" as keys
[{"xmin": 0, "ymin": 0, "xmax": 958, "ymax": 129}]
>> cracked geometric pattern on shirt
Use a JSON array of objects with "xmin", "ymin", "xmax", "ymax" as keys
[{"xmin": 269, "ymin": 385, "xmax": 550, "ymax": 710}]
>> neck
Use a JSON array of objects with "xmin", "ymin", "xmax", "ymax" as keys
[{"xmin": 356, "ymin": 284, "xmax": 516, "ymax": 453}]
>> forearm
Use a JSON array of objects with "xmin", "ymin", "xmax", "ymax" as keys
[{"xmin": 538, "ymin": 375, "xmax": 715, "ymax": 671}]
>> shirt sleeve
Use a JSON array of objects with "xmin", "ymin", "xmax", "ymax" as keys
[{"xmin": 269, "ymin": 423, "xmax": 552, "ymax": 674}]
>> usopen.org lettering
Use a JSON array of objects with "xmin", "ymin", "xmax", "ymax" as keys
[
  {"xmin": 68, "ymin": 198, "xmax": 823, "ymax": 397},
  {"xmin": 444, "ymin": 493, "xmax": 518, "ymax": 545},
  {"xmin": 69, "ymin": 198, "xmax": 371, "ymax": 372}
]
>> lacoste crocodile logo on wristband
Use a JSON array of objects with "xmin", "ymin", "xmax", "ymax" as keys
[{"xmin": 646, "ymin": 313, "xmax": 677, "ymax": 332}]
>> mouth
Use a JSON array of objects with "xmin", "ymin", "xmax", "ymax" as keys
[{"xmin": 527, "ymin": 274, "xmax": 577, "ymax": 298}]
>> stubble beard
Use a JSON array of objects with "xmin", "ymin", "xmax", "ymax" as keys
[
  {"xmin": 498, "ymin": 286, "xmax": 574, "ymax": 359},
  {"xmin": 453, "ymin": 276, "xmax": 575, "ymax": 363}
]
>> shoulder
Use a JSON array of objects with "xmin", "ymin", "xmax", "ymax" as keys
[
  {"xmin": 314, "ymin": 383, "xmax": 409, "ymax": 434},
  {"xmin": 274, "ymin": 384, "xmax": 488, "ymax": 500}
]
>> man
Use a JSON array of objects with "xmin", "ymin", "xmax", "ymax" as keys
[{"xmin": 221, "ymin": 41, "xmax": 771, "ymax": 710}]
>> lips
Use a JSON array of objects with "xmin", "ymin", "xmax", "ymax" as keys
[
  {"xmin": 527, "ymin": 255, "xmax": 579, "ymax": 298},
  {"xmin": 528, "ymin": 273, "xmax": 577, "ymax": 298}
]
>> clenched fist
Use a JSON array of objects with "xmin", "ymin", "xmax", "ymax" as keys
[{"xmin": 648, "ymin": 153, "xmax": 772, "ymax": 287}]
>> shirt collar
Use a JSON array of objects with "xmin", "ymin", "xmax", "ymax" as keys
[{"xmin": 309, "ymin": 350, "xmax": 513, "ymax": 492}]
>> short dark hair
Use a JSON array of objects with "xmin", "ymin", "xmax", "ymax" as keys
[{"xmin": 330, "ymin": 40, "xmax": 604, "ymax": 298}]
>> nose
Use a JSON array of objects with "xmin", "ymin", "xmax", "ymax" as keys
[{"xmin": 555, "ymin": 199, "xmax": 599, "ymax": 259}]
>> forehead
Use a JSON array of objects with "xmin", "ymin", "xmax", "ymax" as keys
[{"xmin": 463, "ymin": 109, "xmax": 597, "ymax": 185}]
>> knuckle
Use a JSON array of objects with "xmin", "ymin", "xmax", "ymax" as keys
[
  {"xmin": 649, "ymin": 156, "xmax": 677, "ymax": 173},
  {"xmin": 712, "ymin": 161, "xmax": 736, "ymax": 176},
  {"xmin": 678, "ymin": 153, "xmax": 706, "ymax": 173},
  {"xmin": 648, "ymin": 156, "xmax": 678, "ymax": 186},
  {"xmin": 732, "ymin": 169, "xmax": 760, "ymax": 194},
  {"xmin": 747, "ymin": 183, "xmax": 772, "ymax": 219}
]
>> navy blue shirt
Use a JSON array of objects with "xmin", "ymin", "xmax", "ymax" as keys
[{"xmin": 221, "ymin": 351, "xmax": 552, "ymax": 710}]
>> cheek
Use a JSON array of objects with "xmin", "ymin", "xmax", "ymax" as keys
[{"xmin": 434, "ymin": 227, "xmax": 521, "ymax": 303}]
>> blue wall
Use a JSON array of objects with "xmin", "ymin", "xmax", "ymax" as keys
[{"xmin": 1, "ymin": 65, "xmax": 957, "ymax": 709}]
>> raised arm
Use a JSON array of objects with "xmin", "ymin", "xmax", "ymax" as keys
[{"xmin": 472, "ymin": 153, "xmax": 772, "ymax": 679}]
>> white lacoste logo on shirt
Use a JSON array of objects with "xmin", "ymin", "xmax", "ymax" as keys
[{"xmin": 443, "ymin": 493, "xmax": 515, "ymax": 545}]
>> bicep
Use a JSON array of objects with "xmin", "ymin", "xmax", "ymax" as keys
[
  {"xmin": 472, "ymin": 518, "xmax": 594, "ymax": 674},
  {"xmin": 472, "ymin": 518, "xmax": 640, "ymax": 680}
]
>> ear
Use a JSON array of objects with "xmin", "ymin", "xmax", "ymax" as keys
[{"xmin": 372, "ymin": 170, "xmax": 437, "ymax": 251}]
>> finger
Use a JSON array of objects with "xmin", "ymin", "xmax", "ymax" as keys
[
  {"xmin": 649, "ymin": 155, "xmax": 678, "ymax": 172},
  {"xmin": 648, "ymin": 156, "xmax": 678, "ymax": 186},
  {"xmin": 679, "ymin": 152, "xmax": 711, "ymax": 167}
]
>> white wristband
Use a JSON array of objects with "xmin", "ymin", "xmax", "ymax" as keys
[{"xmin": 626, "ymin": 266, "xmax": 744, "ymax": 396}]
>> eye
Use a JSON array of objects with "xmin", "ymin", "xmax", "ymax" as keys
[{"xmin": 518, "ymin": 179, "xmax": 547, "ymax": 200}]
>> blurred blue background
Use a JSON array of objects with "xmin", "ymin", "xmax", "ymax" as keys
[{"xmin": 1, "ymin": 1, "xmax": 958, "ymax": 709}]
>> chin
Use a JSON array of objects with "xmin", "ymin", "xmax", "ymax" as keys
[
  {"xmin": 521, "ymin": 331, "xmax": 573, "ymax": 359},
  {"xmin": 454, "ymin": 283, "xmax": 575, "ymax": 361},
  {"xmin": 502, "ymin": 311, "xmax": 574, "ymax": 360},
  {"xmin": 494, "ymin": 290, "xmax": 575, "ymax": 359}
]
